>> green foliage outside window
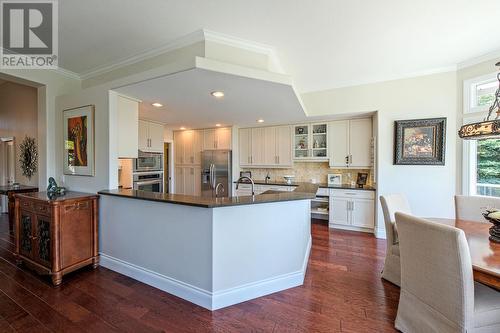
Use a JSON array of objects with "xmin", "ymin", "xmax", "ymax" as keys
[
  {"xmin": 477, "ymin": 94, "xmax": 495, "ymax": 106},
  {"xmin": 477, "ymin": 139, "xmax": 500, "ymax": 184}
]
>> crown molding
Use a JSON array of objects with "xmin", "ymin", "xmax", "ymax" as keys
[
  {"xmin": 457, "ymin": 49, "xmax": 500, "ymax": 70},
  {"xmin": 79, "ymin": 29, "xmax": 206, "ymax": 80},
  {"xmin": 202, "ymin": 29, "xmax": 284, "ymax": 73},
  {"xmin": 50, "ymin": 67, "xmax": 81, "ymax": 80}
]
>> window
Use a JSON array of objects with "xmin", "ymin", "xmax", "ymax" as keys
[{"xmin": 463, "ymin": 72, "xmax": 500, "ymax": 198}]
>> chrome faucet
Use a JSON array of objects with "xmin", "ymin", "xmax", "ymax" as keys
[
  {"xmin": 235, "ymin": 176, "xmax": 255, "ymax": 196},
  {"xmin": 265, "ymin": 172, "xmax": 271, "ymax": 184},
  {"xmin": 215, "ymin": 183, "xmax": 225, "ymax": 198}
]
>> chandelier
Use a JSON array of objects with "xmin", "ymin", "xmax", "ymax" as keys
[{"xmin": 458, "ymin": 62, "xmax": 500, "ymax": 140}]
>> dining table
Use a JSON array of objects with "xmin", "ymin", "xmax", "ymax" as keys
[{"xmin": 429, "ymin": 218, "xmax": 500, "ymax": 291}]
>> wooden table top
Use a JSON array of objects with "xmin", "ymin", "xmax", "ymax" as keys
[
  {"xmin": 0, "ymin": 185, "xmax": 38, "ymax": 195},
  {"xmin": 429, "ymin": 218, "xmax": 499, "ymax": 291}
]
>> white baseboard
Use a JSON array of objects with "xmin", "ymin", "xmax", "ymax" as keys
[
  {"xmin": 100, "ymin": 236, "xmax": 311, "ymax": 311},
  {"xmin": 100, "ymin": 254, "xmax": 212, "ymax": 309},
  {"xmin": 374, "ymin": 227, "xmax": 387, "ymax": 239},
  {"xmin": 329, "ymin": 223, "xmax": 374, "ymax": 234}
]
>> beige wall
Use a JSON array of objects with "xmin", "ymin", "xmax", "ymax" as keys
[
  {"xmin": 302, "ymin": 71, "xmax": 458, "ymax": 234},
  {"xmin": 0, "ymin": 81, "xmax": 38, "ymax": 186}
]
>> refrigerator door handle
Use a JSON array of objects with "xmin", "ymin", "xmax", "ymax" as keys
[
  {"xmin": 212, "ymin": 164, "xmax": 217, "ymax": 189},
  {"xmin": 209, "ymin": 164, "xmax": 214, "ymax": 189}
]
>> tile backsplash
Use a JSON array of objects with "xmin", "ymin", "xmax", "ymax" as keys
[{"xmin": 242, "ymin": 162, "xmax": 374, "ymax": 186}]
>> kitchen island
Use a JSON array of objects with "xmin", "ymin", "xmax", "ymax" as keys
[{"xmin": 98, "ymin": 184, "xmax": 316, "ymax": 310}]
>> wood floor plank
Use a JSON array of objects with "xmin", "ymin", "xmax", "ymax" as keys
[{"xmin": 0, "ymin": 214, "xmax": 400, "ymax": 332}]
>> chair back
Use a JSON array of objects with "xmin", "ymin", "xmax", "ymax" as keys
[
  {"xmin": 455, "ymin": 195, "xmax": 500, "ymax": 222},
  {"xmin": 380, "ymin": 194, "xmax": 411, "ymax": 245},
  {"xmin": 395, "ymin": 212, "xmax": 474, "ymax": 331}
]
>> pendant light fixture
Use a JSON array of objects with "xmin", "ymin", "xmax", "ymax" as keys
[{"xmin": 458, "ymin": 62, "xmax": 500, "ymax": 140}]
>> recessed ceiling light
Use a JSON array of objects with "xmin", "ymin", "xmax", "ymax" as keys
[
  {"xmin": 180, "ymin": 127, "xmax": 186, "ymax": 130},
  {"xmin": 152, "ymin": 102, "xmax": 163, "ymax": 108},
  {"xmin": 215, "ymin": 124, "xmax": 221, "ymax": 127},
  {"xmin": 257, "ymin": 119, "xmax": 264, "ymax": 123},
  {"xmin": 211, "ymin": 91, "xmax": 224, "ymax": 98}
]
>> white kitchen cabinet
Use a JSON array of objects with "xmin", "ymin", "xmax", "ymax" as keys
[
  {"xmin": 239, "ymin": 126, "xmax": 292, "ymax": 168},
  {"xmin": 329, "ymin": 189, "xmax": 375, "ymax": 231},
  {"xmin": 117, "ymin": 95, "xmax": 139, "ymax": 158},
  {"xmin": 276, "ymin": 126, "xmax": 292, "ymax": 166},
  {"xmin": 139, "ymin": 120, "xmax": 164, "ymax": 153},
  {"xmin": 174, "ymin": 130, "xmax": 203, "ymax": 166},
  {"xmin": 203, "ymin": 127, "xmax": 232, "ymax": 150},
  {"xmin": 349, "ymin": 118, "xmax": 372, "ymax": 168},
  {"xmin": 251, "ymin": 128, "xmax": 265, "ymax": 165},
  {"xmin": 174, "ymin": 166, "xmax": 184, "ymax": 194},
  {"xmin": 293, "ymin": 123, "xmax": 328, "ymax": 161},
  {"xmin": 239, "ymin": 128, "xmax": 252, "ymax": 166},
  {"xmin": 329, "ymin": 118, "xmax": 372, "ymax": 168}
]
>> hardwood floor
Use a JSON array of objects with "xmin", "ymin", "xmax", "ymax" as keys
[{"xmin": 0, "ymin": 214, "xmax": 400, "ymax": 332}]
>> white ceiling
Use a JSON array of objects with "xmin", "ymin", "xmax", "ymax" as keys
[
  {"xmin": 59, "ymin": 0, "xmax": 500, "ymax": 92},
  {"xmin": 115, "ymin": 68, "xmax": 307, "ymax": 129}
]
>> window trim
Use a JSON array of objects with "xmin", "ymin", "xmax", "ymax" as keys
[{"xmin": 463, "ymin": 72, "xmax": 497, "ymax": 115}]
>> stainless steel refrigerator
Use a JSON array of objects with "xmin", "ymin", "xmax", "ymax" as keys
[{"xmin": 201, "ymin": 150, "xmax": 232, "ymax": 198}]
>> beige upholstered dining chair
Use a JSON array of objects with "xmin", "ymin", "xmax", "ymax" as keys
[
  {"xmin": 455, "ymin": 195, "xmax": 500, "ymax": 222},
  {"xmin": 379, "ymin": 194, "xmax": 411, "ymax": 286},
  {"xmin": 395, "ymin": 212, "xmax": 500, "ymax": 333}
]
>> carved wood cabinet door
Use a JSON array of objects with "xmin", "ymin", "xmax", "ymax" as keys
[
  {"xmin": 34, "ymin": 214, "xmax": 52, "ymax": 268},
  {"xmin": 19, "ymin": 210, "xmax": 34, "ymax": 259}
]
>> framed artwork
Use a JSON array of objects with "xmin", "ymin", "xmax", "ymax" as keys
[
  {"xmin": 63, "ymin": 105, "xmax": 95, "ymax": 176},
  {"xmin": 356, "ymin": 173, "xmax": 368, "ymax": 187},
  {"xmin": 328, "ymin": 173, "xmax": 342, "ymax": 186},
  {"xmin": 394, "ymin": 117, "xmax": 446, "ymax": 165}
]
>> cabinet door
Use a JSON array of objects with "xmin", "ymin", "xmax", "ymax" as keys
[
  {"xmin": 174, "ymin": 166, "xmax": 184, "ymax": 194},
  {"xmin": 174, "ymin": 131, "xmax": 184, "ymax": 165},
  {"xmin": 138, "ymin": 120, "xmax": 149, "ymax": 151},
  {"xmin": 328, "ymin": 120, "xmax": 349, "ymax": 167},
  {"xmin": 34, "ymin": 215, "xmax": 52, "ymax": 267},
  {"xmin": 184, "ymin": 167, "xmax": 195, "ymax": 195},
  {"xmin": 203, "ymin": 129, "xmax": 216, "ymax": 150},
  {"xmin": 117, "ymin": 96, "xmax": 139, "ymax": 158},
  {"xmin": 192, "ymin": 130, "xmax": 203, "ymax": 165},
  {"xmin": 183, "ymin": 130, "xmax": 194, "ymax": 165},
  {"xmin": 276, "ymin": 126, "xmax": 292, "ymax": 166},
  {"xmin": 329, "ymin": 196, "xmax": 350, "ymax": 226},
  {"xmin": 351, "ymin": 198, "xmax": 375, "ymax": 229},
  {"xmin": 239, "ymin": 128, "xmax": 252, "ymax": 166},
  {"xmin": 349, "ymin": 118, "xmax": 372, "ymax": 167},
  {"xmin": 148, "ymin": 122, "xmax": 165, "ymax": 153},
  {"xmin": 263, "ymin": 127, "xmax": 277, "ymax": 165},
  {"xmin": 216, "ymin": 127, "xmax": 231, "ymax": 150},
  {"xmin": 19, "ymin": 210, "xmax": 34, "ymax": 259},
  {"xmin": 193, "ymin": 166, "xmax": 201, "ymax": 196},
  {"xmin": 251, "ymin": 128, "xmax": 265, "ymax": 165}
]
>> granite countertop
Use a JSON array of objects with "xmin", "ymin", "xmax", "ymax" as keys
[
  {"xmin": 235, "ymin": 180, "xmax": 376, "ymax": 191},
  {"xmin": 14, "ymin": 191, "xmax": 99, "ymax": 202},
  {"xmin": 0, "ymin": 184, "xmax": 39, "ymax": 195},
  {"xmin": 98, "ymin": 182, "xmax": 318, "ymax": 208}
]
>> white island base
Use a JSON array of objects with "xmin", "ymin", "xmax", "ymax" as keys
[{"xmin": 99, "ymin": 195, "xmax": 311, "ymax": 310}]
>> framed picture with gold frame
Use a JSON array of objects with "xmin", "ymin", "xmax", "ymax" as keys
[{"xmin": 63, "ymin": 105, "xmax": 95, "ymax": 176}]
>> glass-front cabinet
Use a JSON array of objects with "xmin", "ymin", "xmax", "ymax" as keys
[{"xmin": 293, "ymin": 123, "xmax": 328, "ymax": 161}]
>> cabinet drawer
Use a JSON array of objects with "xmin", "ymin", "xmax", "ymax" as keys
[
  {"xmin": 20, "ymin": 200, "xmax": 34, "ymax": 211},
  {"xmin": 329, "ymin": 189, "xmax": 375, "ymax": 200},
  {"xmin": 35, "ymin": 203, "xmax": 51, "ymax": 215},
  {"xmin": 316, "ymin": 188, "xmax": 329, "ymax": 196}
]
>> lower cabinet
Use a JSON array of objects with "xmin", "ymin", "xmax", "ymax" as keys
[
  {"xmin": 15, "ymin": 192, "xmax": 99, "ymax": 286},
  {"xmin": 174, "ymin": 166, "xmax": 201, "ymax": 196},
  {"xmin": 329, "ymin": 189, "xmax": 375, "ymax": 231}
]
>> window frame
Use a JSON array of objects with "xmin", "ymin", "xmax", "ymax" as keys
[{"xmin": 462, "ymin": 71, "xmax": 498, "ymax": 196}]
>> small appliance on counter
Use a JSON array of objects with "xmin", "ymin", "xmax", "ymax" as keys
[
  {"xmin": 239, "ymin": 171, "xmax": 252, "ymax": 180},
  {"xmin": 283, "ymin": 175, "xmax": 295, "ymax": 185}
]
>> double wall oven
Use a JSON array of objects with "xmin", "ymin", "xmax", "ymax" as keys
[{"xmin": 133, "ymin": 151, "xmax": 163, "ymax": 193}]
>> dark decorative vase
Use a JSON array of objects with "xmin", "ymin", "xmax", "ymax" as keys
[{"xmin": 482, "ymin": 210, "xmax": 500, "ymax": 243}]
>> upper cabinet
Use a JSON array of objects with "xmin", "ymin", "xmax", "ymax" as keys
[
  {"xmin": 328, "ymin": 118, "xmax": 372, "ymax": 168},
  {"xmin": 117, "ymin": 95, "xmax": 139, "ymax": 158},
  {"xmin": 293, "ymin": 123, "xmax": 328, "ymax": 161},
  {"xmin": 139, "ymin": 120, "xmax": 164, "ymax": 153},
  {"xmin": 174, "ymin": 129, "xmax": 203, "ymax": 165},
  {"xmin": 203, "ymin": 128, "xmax": 232, "ymax": 150},
  {"xmin": 239, "ymin": 125, "xmax": 292, "ymax": 168}
]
